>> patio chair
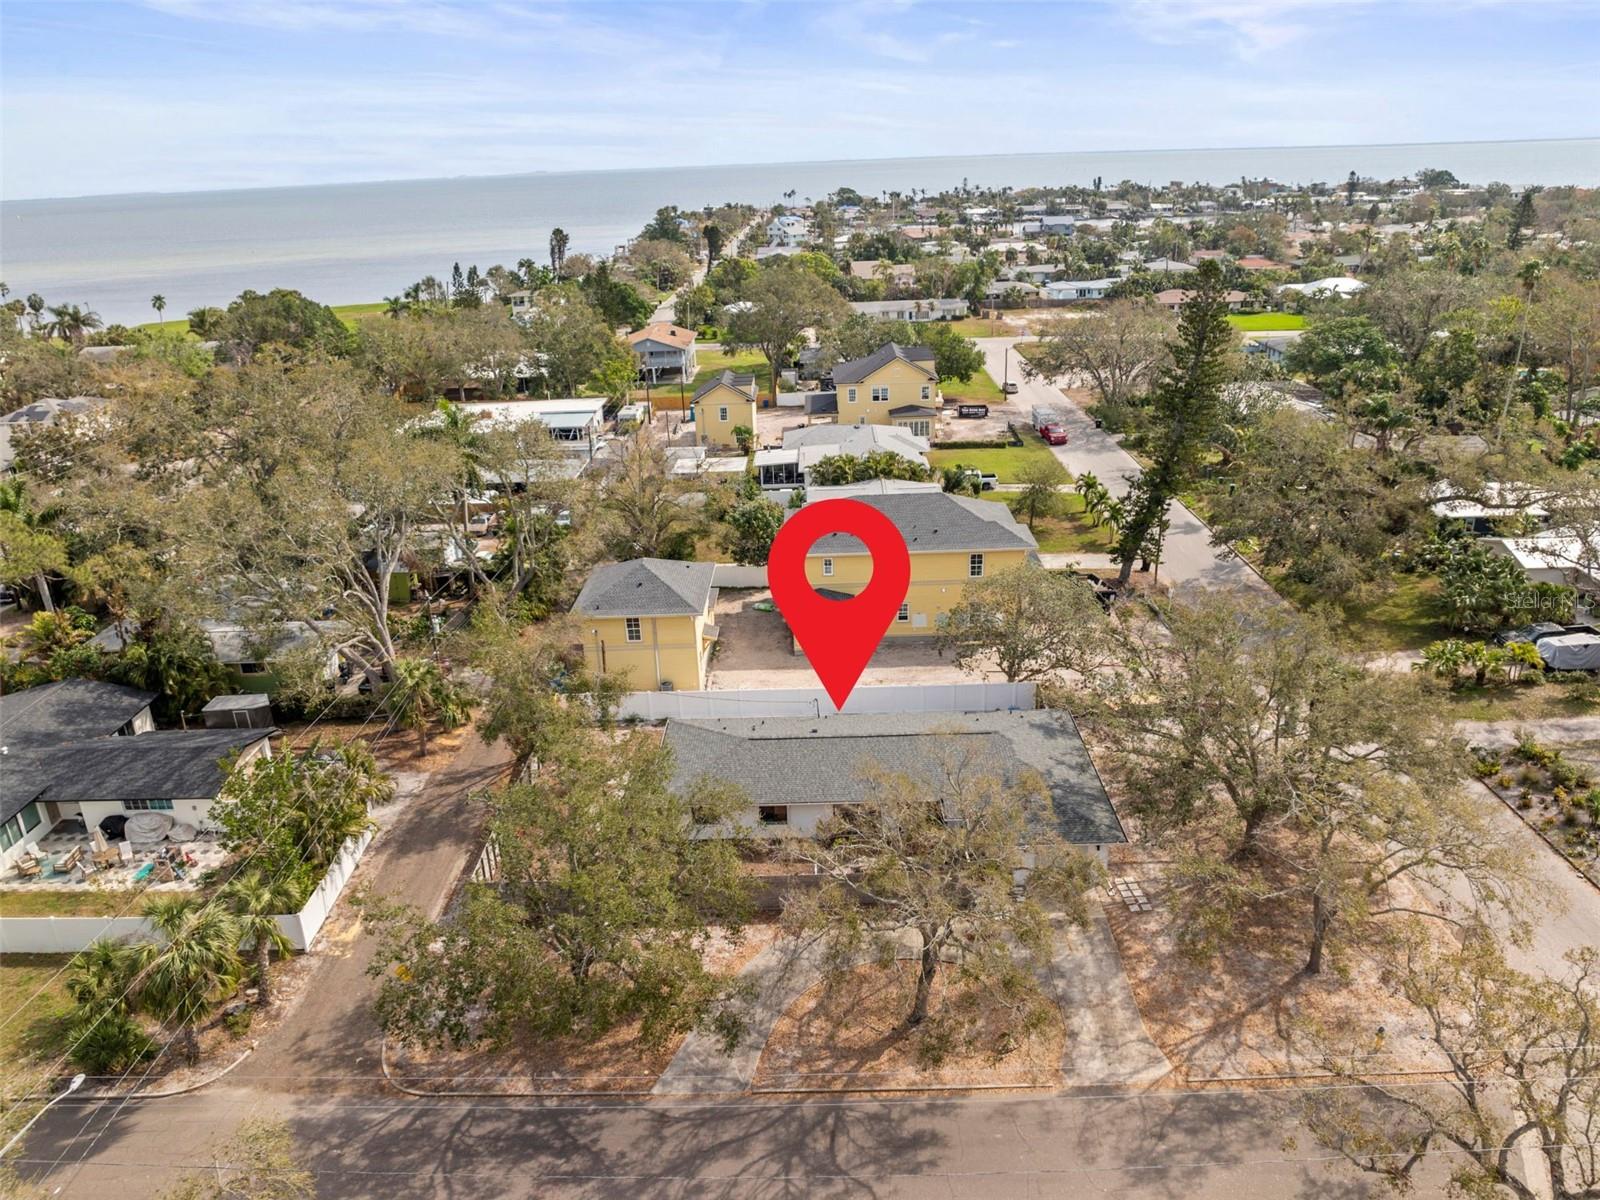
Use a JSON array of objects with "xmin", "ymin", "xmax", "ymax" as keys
[
  {"xmin": 118, "ymin": 842, "xmax": 135, "ymax": 865},
  {"xmin": 57, "ymin": 846, "xmax": 84, "ymax": 873},
  {"xmin": 92, "ymin": 843, "xmax": 122, "ymax": 869},
  {"xmin": 14, "ymin": 853, "xmax": 42, "ymax": 879}
]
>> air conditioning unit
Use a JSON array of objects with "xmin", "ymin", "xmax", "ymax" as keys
[{"xmin": 659, "ymin": 681, "xmax": 675, "ymax": 692}]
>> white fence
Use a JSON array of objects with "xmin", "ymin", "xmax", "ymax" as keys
[
  {"xmin": 0, "ymin": 830, "xmax": 373, "ymax": 955},
  {"xmin": 617, "ymin": 681, "xmax": 1036, "ymax": 721},
  {"xmin": 711, "ymin": 563, "xmax": 768, "ymax": 589}
]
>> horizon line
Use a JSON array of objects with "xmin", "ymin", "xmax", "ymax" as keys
[{"xmin": 5, "ymin": 134, "xmax": 1597, "ymax": 206}]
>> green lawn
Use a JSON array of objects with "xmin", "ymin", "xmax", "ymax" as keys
[
  {"xmin": 928, "ymin": 437, "xmax": 1062, "ymax": 482},
  {"xmin": 0, "ymin": 954, "xmax": 75, "ymax": 1142},
  {"xmin": 1001, "ymin": 491, "xmax": 1114, "ymax": 554},
  {"xmin": 1272, "ymin": 573, "xmax": 1454, "ymax": 653},
  {"xmin": 941, "ymin": 368, "xmax": 1005, "ymax": 405},
  {"xmin": 0, "ymin": 888, "xmax": 160, "ymax": 917},
  {"xmin": 1012, "ymin": 340, "xmax": 1044, "ymax": 360},
  {"xmin": 943, "ymin": 316, "xmax": 1026, "ymax": 338},
  {"xmin": 1226, "ymin": 313, "xmax": 1307, "ymax": 332},
  {"xmin": 136, "ymin": 300, "xmax": 391, "ymax": 335},
  {"xmin": 688, "ymin": 347, "xmax": 773, "ymax": 395}
]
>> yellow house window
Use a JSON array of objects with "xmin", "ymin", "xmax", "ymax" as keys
[
  {"xmin": 718, "ymin": 405, "xmax": 728, "ymax": 422},
  {"xmin": 822, "ymin": 558, "xmax": 834, "ymax": 576},
  {"xmin": 897, "ymin": 602, "xmax": 910, "ymax": 622},
  {"xmin": 846, "ymin": 387, "xmax": 857, "ymax": 402},
  {"xmin": 920, "ymin": 384, "xmax": 931, "ymax": 400},
  {"xmin": 969, "ymin": 553, "xmax": 985, "ymax": 578},
  {"xmin": 625, "ymin": 617, "xmax": 643, "ymax": 641},
  {"xmin": 871, "ymin": 386, "xmax": 889, "ymax": 402}
]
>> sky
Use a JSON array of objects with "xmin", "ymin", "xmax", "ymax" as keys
[{"xmin": 2, "ymin": 0, "xmax": 1598, "ymax": 201}]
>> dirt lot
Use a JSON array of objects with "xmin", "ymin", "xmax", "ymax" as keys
[
  {"xmin": 707, "ymin": 588, "xmax": 995, "ymax": 688},
  {"xmin": 753, "ymin": 961, "xmax": 1063, "ymax": 1091},
  {"xmin": 386, "ymin": 921, "xmax": 777, "ymax": 1096},
  {"xmin": 1105, "ymin": 839, "xmax": 1447, "ymax": 1081}
]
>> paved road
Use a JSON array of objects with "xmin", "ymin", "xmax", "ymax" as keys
[
  {"xmin": 234, "ymin": 731, "xmax": 510, "ymax": 1096},
  {"xmin": 648, "ymin": 217, "xmax": 762, "ymax": 325},
  {"xmin": 974, "ymin": 338, "xmax": 1278, "ymax": 602},
  {"xmin": 25, "ymin": 1085, "xmax": 1420, "ymax": 1199}
]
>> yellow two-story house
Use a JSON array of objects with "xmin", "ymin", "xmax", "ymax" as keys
[
  {"xmin": 692, "ymin": 371, "xmax": 759, "ymax": 450},
  {"xmin": 829, "ymin": 343, "xmax": 941, "ymax": 437},
  {"xmin": 796, "ymin": 487, "xmax": 1037, "ymax": 638},
  {"xmin": 572, "ymin": 559, "xmax": 719, "ymax": 691}
]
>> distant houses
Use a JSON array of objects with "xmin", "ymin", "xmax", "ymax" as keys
[{"xmin": 849, "ymin": 298, "xmax": 969, "ymax": 323}]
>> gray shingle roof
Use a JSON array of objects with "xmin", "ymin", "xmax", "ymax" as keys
[
  {"xmin": 692, "ymin": 371, "xmax": 757, "ymax": 404},
  {"xmin": 572, "ymin": 558, "xmax": 717, "ymax": 618},
  {"xmin": 665, "ymin": 710, "xmax": 1124, "ymax": 845},
  {"xmin": 0, "ymin": 679, "xmax": 156, "ymax": 750},
  {"xmin": 2, "ymin": 730, "xmax": 271, "ymax": 820},
  {"xmin": 830, "ymin": 343, "xmax": 937, "ymax": 385},
  {"xmin": 792, "ymin": 492, "xmax": 1037, "ymax": 555}
]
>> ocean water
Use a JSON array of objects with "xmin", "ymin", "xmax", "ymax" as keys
[{"xmin": 3, "ymin": 139, "xmax": 1597, "ymax": 326}]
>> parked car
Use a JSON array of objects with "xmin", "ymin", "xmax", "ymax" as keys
[
  {"xmin": 956, "ymin": 404, "xmax": 990, "ymax": 418},
  {"xmin": 1040, "ymin": 424, "xmax": 1069, "ymax": 445},
  {"xmin": 1001, "ymin": 381, "xmax": 1019, "ymax": 395},
  {"xmin": 959, "ymin": 469, "xmax": 999, "ymax": 491},
  {"xmin": 1496, "ymin": 622, "xmax": 1600, "ymax": 646}
]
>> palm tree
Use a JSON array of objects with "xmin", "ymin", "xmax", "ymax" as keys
[
  {"xmin": 67, "ymin": 938, "xmax": 140, "ymax": 1010},
  {"xmin": 382, "ymin": 294, "xmax": 409, "ymax": 319},
  {"xmin": 150, "ymin": 294, "xmax": 167, "ymax": 324},
  {"xmin": 224, "ymin": 872, "xmax": 297, "ymax": 1008},
  {"xmin": 386, "ymin": 657, "xmax": 472, "ymax": 755},
  {"xmin": 64, "ymin": 941, "xmax": 152, "ymax": 1072},
  {"xmin": 43, "ymin": 303, "xmax": 103, "ymax": 346},
  {"xmin": 549, "ymin": 227, "xmax": 570, "ymax": 277},
  {"xmin": 1498, "ymin": 258, "xmax": 1546, "ymax": 440},
  {"xmin": 24, "ymin": 293, "xmax": 44, "ymax": 331},
  {"xmin": 186, "ymin": 306, "xmax": 225, "ymax": 339},
  {"xmin": 136, "ymin": 896, "xmax": 244, "ymax": 1064}
]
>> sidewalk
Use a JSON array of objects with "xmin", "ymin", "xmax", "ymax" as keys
[{"xmin": 1041, "ymin": 910, "xmax": 1171, "ymax": 1088}]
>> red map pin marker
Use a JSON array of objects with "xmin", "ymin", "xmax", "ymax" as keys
[{"xmin": 767, "ymin": 498, "xmax": 911, "ymax": 712}]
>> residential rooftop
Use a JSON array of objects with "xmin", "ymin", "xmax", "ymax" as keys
[
  {"xmin": 792, "ymin": 490, "xmax": 1037, "ymax": 556},
  {"xmin": 572, "ymin": 558, "xmax": 717, "ymax": 618},
  {"xmin": 665, "ymin": 710, "xmax": 1125, "ymax": 846}
]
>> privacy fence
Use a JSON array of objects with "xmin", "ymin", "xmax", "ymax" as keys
[
  {"xmin": 616, "ymin": 681, "xmax": 1036, "ymax": 722},
  {"xmin": 0, "ymin": 830, "xmax": 372, "ymax": 955}
]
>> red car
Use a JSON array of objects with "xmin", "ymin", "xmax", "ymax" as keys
[{"xmin": 1040, "ymin": 423, "xmax": 1069, "ymax": 445}]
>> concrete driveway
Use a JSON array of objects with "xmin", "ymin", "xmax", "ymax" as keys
[
  {"xmin": 974, "ymin": 337, "xmax": 1279, "ymax": 602},
  {"xmin": 708, "ymin": 588, "xmax": 994, "ymax": 688}
]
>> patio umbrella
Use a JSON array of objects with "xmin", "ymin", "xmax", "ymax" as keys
[{"xmin": 90, "ymin": 828, "xmax": 109, "ymax": 853}]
